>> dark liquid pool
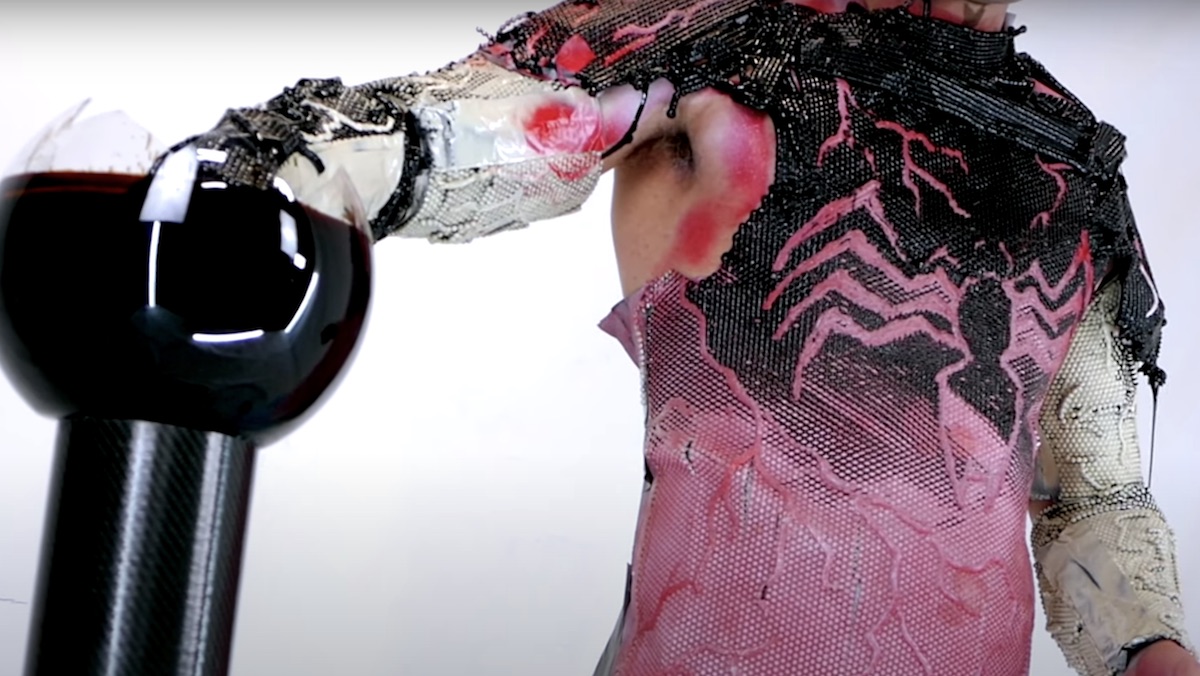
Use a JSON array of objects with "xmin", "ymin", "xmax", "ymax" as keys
[{"xmin": 0, "ymin": 171, "xmax": 373, "ymax": 444}]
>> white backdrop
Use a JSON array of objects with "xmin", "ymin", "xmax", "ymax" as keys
[{"xmin": 0, "ymin": 2, "xmax": 1196, "ymax": 675}]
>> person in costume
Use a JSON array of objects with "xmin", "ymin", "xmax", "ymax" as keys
[{"xmin": 151, "ymin": 1, "xmax": 1198, "ymax": 673}]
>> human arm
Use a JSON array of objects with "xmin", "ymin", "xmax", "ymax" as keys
[
  {"xmin": 152, "ymin": 0, "xmax": 762, "ymax": 244},
  {"xmin": 1128, "ymin": 641, "xmax": 1200, "ymax": 676},
  {"xmin": 1030, "ymin": 279, "xmax": 1196, "ymax": 675},
  {"xmin": 163, "ymin": 52, "xmax": 624, "ymax": 244}
]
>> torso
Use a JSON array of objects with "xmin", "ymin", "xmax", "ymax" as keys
[
  {"xmin": 491, "ymin": 4, "xmax": 1158, "ymax": 674},
  {"xmin": 587, "ymin": 13, "xmax": 1095, "ymax": 675}
]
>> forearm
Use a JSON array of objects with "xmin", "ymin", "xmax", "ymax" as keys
[
  {"xmin": 161, "ymin": 0, "xmax": 774, "ymax": 245},
  {"xmin": 163, "ymin": 0, "xmax": 669, "ymax": 243},
  {"xmin": 176, "ymin": 54, "xmax": 609, "ymax": 243},
  {"xmin": 1032, "ymin": 283, "xmax": 1191, "ymax": 675},
  {"xmin": 1033, "ymin": 491, "xmax": 1188, "ymax": 674}
]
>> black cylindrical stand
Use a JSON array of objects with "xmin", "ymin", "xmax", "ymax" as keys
[
  {"xmin": 23, "ymin": 417, "xmax": 256, "ymax": 676},
  {"xmin": 2, "ymin": 162, "xmax": 372, "ymax": 675}
]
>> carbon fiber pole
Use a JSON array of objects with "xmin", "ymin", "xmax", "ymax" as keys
[
  {"xmin": 3, "ymin": 137, "xmax": 371, "ymax": 676},
  {"xmin": 23, "ymin": 417, "xmax": 256, "ymax": 676}
]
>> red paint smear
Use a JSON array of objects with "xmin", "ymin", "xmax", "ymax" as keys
[
  {"xmin": 524, "ymin": 98, "xmax": 605, "ymax": 183},
  {"xmin": 524, "ymin": 100, "xmax": 603, "ymax": 155},
  {"xmin": 675, "ymin": 207, "xmax": 725, "ymax": 268},
  {"xmin": 670, "ymin": 106, "xmax": 774, "ymax": 270},
  {"xmin": 556, "ymin": 34, "xmax": 596, "ymax": 73}
]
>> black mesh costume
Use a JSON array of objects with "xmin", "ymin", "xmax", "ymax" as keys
[
  {"xmin": 484, "ymin": 5, "xmax": 1178, "ymax": 673},
  {"xmin": 484, "ymin": 2, "xmax": 1165, "ymax": 384}
]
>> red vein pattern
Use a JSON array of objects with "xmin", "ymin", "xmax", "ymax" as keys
[
  {"xmin": 482, "ymin": 2, "xmax": 1160, "ymax": 673},
  {"xmin": 599, "ymin": 74, "xmax": 1093, "ymax": 673}
]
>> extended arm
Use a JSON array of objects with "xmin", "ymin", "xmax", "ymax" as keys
[
  {"xmin": 157, "ymin": 0, "xmax": 760, "ymax": 244},
  {"xmin": 1031, "ymin": 281, "xmax": 1192, "ymax": 675},
  {"xmin": 172, "ymin": 53, "xmax": 618, "ymax": 243}
]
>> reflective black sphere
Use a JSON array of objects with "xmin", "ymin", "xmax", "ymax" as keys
[{"xmin": 0, "ymin": 170, "xmax": 373, "ymax": 445}]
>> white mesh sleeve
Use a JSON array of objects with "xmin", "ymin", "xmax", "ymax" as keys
[
  {"xmin": 169, "ymin": 53, "xmax": 607, "ymax": 243},
  {"xmin": 1032, "ymin": 282, "xmax": 1191, "ymax": 675},
  {"xmin": 266, "ymin": 55, "xmax": 607, "ymax": 243},
  {"xmin": 379, "ymin": 56, "xmax": 605, "ymax": 243}
]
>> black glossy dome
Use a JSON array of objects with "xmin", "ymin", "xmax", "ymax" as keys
[{"xmin": 0, "ymin": 164, "xmax": 373, "ymax": 445}]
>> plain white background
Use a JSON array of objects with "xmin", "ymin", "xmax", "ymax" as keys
[{"xmin": 0, "ymin": 2, "xmax": 1195, "ymax": 674}]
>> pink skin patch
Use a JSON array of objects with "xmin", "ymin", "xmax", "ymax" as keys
[
  {"xmin": 671, "ymin": 100, "xmax": 775, "ymax": 271},
  {"xmin": 522, "ymin": 81, "xmax": 659, "ymax": 159}
]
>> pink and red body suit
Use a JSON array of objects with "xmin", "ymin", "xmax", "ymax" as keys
[{"xmin": 479, "ymin": 2, "xmax": 1166, "ymax": 674}]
